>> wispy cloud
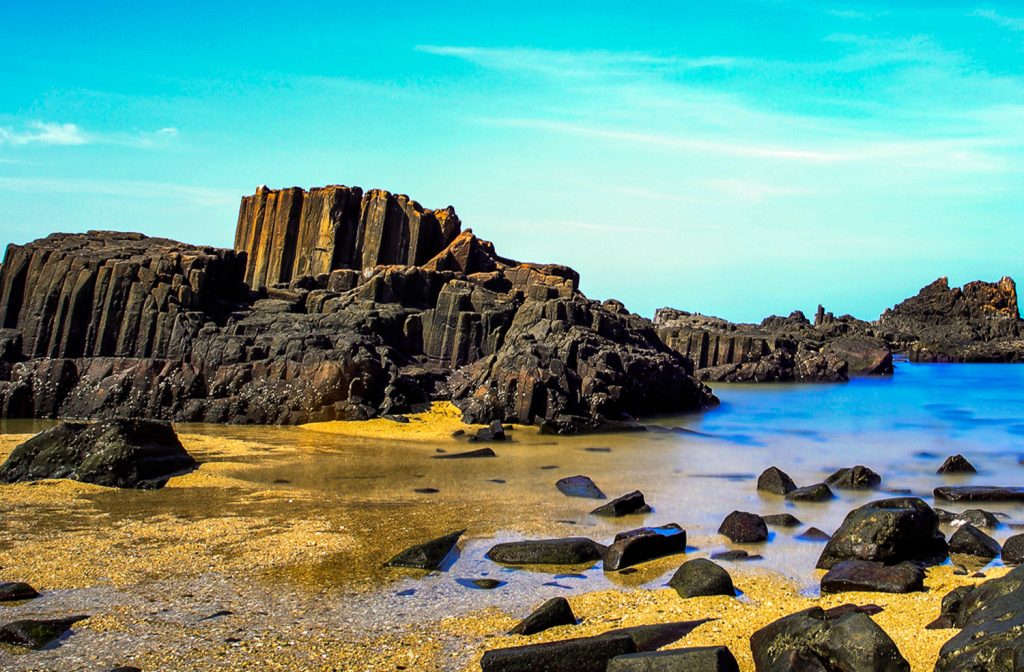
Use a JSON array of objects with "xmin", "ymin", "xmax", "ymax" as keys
[
  {"xmin": 0, "ymin": 121, "xmax": 179, "ymax": 148},
  {"xmin": 973, "ymin": 8, "xmax": 1024, "ymax": 31},
  {"xmin": 0, "ymin": 177, "xmax": 239, "ymax": 208}
]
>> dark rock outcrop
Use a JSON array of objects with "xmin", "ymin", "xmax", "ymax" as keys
[
  {"xmin": 817, "ymin": 497, "xmax": 948, "ymax": 569},
  {"xmin": 935, "ymin": 564, "xmax": 1024, "ymax": 671},
  {"xmin": 0, "ymin": 186, "xmax": 717, "ymax": 428},
  {"xmin": 0, "ymin": 419, "xmax": 196, "ymax": 488},
  {"xmin": 750, "ymin": 607, "xmax": 909, "ymax": 672}
]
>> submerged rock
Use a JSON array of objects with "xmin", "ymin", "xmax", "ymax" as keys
[
  {"xmin": 717, "ymin": 511, "xmax": 768, "ymax": 543},
  {"xmin": 591, "ymin": 491, "xmax": 651, "ymax": 517},
  {"xmin": 556, "ymin": 475, "xmax": 606, "ymax": 500},
  {"xmin": 750, "ymin": 607, "xmax": 909, "ymax": 672},
  {"xmin": 826, "ymin": 465, "xmax": 881, "ymax": 490},
  {"xmin": 757, "ymin": 467, "xmax": 797, "ymax": 495},
  {"xmin": 669, "ymin": 558, "xmax": 735, "ymax": 599},
  {"xmin": 607, "ymin": 646, "xmax": 740, "ymax": 672},
  {"xmin": 0, "ymin": 419, "xmax": 196, "ymax": 489},
  {"xmin": 948, "ymin": 524, "xmax": 1001, "ymax": 560},
  {"xmin": 603, "ymin": 524, "xmax": 687, "ymax": 571},
  {"xmin": 488, "ymin": 538, "xmax": 605, "ymax": 565},
  {"xmin": 937, "ymin": 455, "xmax": 977, "ymax": 474},
  {"xmin": 509, "ymin": 597, "xmax": 576, "ymax": 636},
  {"xmin": 0, "ymin": 615, "xmax": 89, "ymax": 649},
  {"xmin": 820, "ymin": 560, "xmax": 924, "ymax": 594},
  {"xmin": 817, "ymin": 497, "xmax": 947, "ymax": 569},
  {"xmin": 385, "ymin": 530, "xmax": 464, "ymax": 570}
]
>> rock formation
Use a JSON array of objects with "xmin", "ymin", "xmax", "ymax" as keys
[{"xmin": 0, "ymin": 185, "xmax": 715, "ymax": 429}]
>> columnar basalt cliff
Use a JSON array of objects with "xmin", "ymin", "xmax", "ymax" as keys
[{"xmin": 0, "ymin": 186, "xmax": 715, "ymax": 429}]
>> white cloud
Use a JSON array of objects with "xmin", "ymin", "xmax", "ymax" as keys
[
  {"xmin": 973, "ymin": 9, "xmax": 1024, "ymax": 31},
  {"xmin": 0, "ymin": 120, "xmax": 179, "ymax": 148},
  {"xmin": 0, "ymin": 177, "xmax": 240, "ymax": 209}
]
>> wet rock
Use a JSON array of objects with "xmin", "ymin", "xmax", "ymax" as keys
[
  {"xmin": 934, "ymin": 564, "xmax": 1024, "ymax": 670},
  {"xmin": 817, "ymin": 497, "xmax": 947, "ymax": 569},
  {"xmin": 820, "ymin": 560, "xmax": 924, "ymax": 594},
  {"xmin": 826, "ymin": 465, "xmax": 881, "ymax": 490},
  {"xmin": 480, "ymin": 632, "xmax": 637, "ymax": 672},
  {"xmin": 509, "ymin": 597, "xmax": 576, "ymax": 636},
  {"xmin": 926, "ymin": 586, "xmax": 974, "ymax": 629},
  {"xmin": 602, "ymin": 620, "xmax": 712, "ymax": 651},
  {"xmin": 0, "ymin": 419, "xmax": 196, "ymax": 489},
  {"xmin": 488, "ymin": 538, "xmax": 605, "ymax": 565},
  {"xmin": 797, "ymin": 527, "xmax": 831, "ymax": 542},
  {"xmin": 604, "ymin": 524, "xmax": 687, "ymax": 571},
  {"xmin": 0, "ymin": 615, "xmax": 89, "ymax": 649},
  {"xmin": 431, "ymin": 447, "xmax": 496, "ymax": 459},
  {"xmin": 607, "ymin": 646, "xmax": 740, "ymax": 672},
  {"xmin": 385, "ymin": 529, "xmax": 464, "ymax": 570},
  {"xmin": 1001, "ymin": 533, "xmax": 1024, "ymax": 565},
  {"xmin": 757, "ymin": 467, "xmax": 797, "ymax": 495},
  {"xmin": 458, "ymin": 578, "xmax": 504, "ymax": 590},
  {"xmin": 750, "ymin": 607, "xmax": 909, "ymax": 672},
  {"xmin": 823, "ymin": 604, "xmax": 883, "ymax": 618},
  {"xmin": 711, "ymin": 550, "xmax": 763, "ymax": 561},
  {"xmin": 0, "ymin": 582, "xmax": 38, "ymax": 602},
  {"xmin": 937, "ymin": 454, "xmax": 976, "ymax": 474},
  {"xmin": 413, "ymin": 487, "xmax": 439, "ymax": 494},
  {"xmin": 786, "ymin": 482, "xmax": 834, "ymax": 502},
  {"xmin": 763, "ymin": 513, "xmax": 802, "ymax": 527},
  {"xmin": 591, "ymin": 491, "xmax": 651, "ymax": 517},
  {"xmin": 556, "ymin": 475, "xmax": 606, "ymax": 499},
  {"xmin": 669, "ymin": 558, "xmax": 735, "ymax": 598},
  {"xmin": 935, "ymin": 508, "xmax": 1001, "ymax": 528},
  {"xmin": 470, "ymin": 420, "xmax": 506, "ymax": 443},
  {"xmin": 717, "ymin": 511, "xmax": 768, "ymax": 543},
  {"xmin": 948, "ymin": 524, "xmax": 1001, "ymax": 560},
  {"xmin": 934, "ymin": 486, "xmax": 1024, "ymax": 502}
]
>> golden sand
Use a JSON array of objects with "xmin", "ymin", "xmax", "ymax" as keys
[{"xmin": 0, "ymin": 405, "xmax": 995, "ymax": 671}]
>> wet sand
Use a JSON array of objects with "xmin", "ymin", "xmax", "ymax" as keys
[{"xmin": 1, "ymin": 374, "xmax": 1022, "ymax": 670}]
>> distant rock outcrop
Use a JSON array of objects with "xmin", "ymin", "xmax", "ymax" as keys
[{"xmin": 0, "ymin": 185, "xmax": 715, "ymax": 428}]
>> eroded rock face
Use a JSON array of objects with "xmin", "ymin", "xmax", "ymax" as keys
[{"xmin": 0, "ymin": 186, "xmax": 716, "ymax": 427}]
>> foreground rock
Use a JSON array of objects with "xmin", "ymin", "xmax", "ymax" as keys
[
  {"xmin": 948, "ymin": 524, "xmax": 1001, "ymax": 560},
  {"xmin": 488, "ymin": 538, "xmax": 604, "ymax": 565},
  {"xmin": 603, "ymin": 524, "xmax": 687, "ymax": 571},
  {"xmin": 591, "ymin": 491, "xmax": 651, "ymax": 517},
  {"xmin": 750, "ymin": 607, "xmax": 909, "ymax": 671},
  {"xmin": 1002, "ymin": 533, "xmax": 1024, "ymax": 565},
  {"xmin": 607, "ymin": 646, "xmax": 740, "ymax": 672},
  {"xmin": 481, "ymin": 633, "xmax": 636, "ymax": 672},
  {"xmin": 0, "ymin": 419, "xmax": 196, "ymax": 489},
  {"xmin": 717, "ymin": 511, "xmax": 768, "ymax": 543},
  {"xmin": 935, "ymin": 564, "xmax": 1024, "ymax": 670},
  {"xmin": 820, "ymin": 560, "xmax": 924, "ymax": 594},
  {"xmin": 0, "ymin": 582, "xmax": 38, "ymax": 602},
  {"xmin": 817, "ymin": 497, "xmax": 947, "ymax": 569},
  {"xmin": 669, "ymin": 558, "xmax": 735, "ymax": 598},
  {"xmin": 826, "ymin": 465, "xmax": 881, "ymax": 490},
  {"xmin": 385, "ymin": 530, "xmax": 464, "ymax": 570},
  {"xmin": 934, "ymin": 486, "xmax": 1024, "ymax": 502},
  {"xmin": 0, "ymin": 616, "xmax": 89, "ymax": 649},
  {"xmin": 508, "ymin": 597, "xmax": 576, "ymax": 636},
  {"xmin": 0, "ymin": 187, "xmax": 716, "ymax": 428}
]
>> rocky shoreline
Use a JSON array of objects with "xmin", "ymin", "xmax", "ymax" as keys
[{"xmin": 0, "ymin": 184, "xmax": 1019, "ymax": 429}]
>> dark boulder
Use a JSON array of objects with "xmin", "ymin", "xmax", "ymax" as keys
[
  {"xmin": 757, "ymin": 467, "xmax": 797, "ymax": 495},
  {"xmin": 817, "ymin": 497, "xmax": 947, "ymax": 569},
  {"xmin": 826, "ymin": 465, "xmax": 881, "ymax": 490},
  {"xmin": 0, "ymin": 419, "xmax": 196, "ymax": 489},
  {"xmin": 934, "ymin": 486, "xmax": 1024, "ymax": 502},
  {"xmin": 385, "ymin": 530, "xmax": 464, "ymax": 570},
  {"xmin": 480, "ymin": 632, "xmax": 637, "ymax": 672},
  {"xmin": 926, "ymin": 586, "xmax": 974, "ymax": 629},
  {"xmin": 717, "ymin": 511, "xmax": 768, "ymax": 543},
  {"xmin": 556, "ymin": 475, "xmax": 606, "ymax": 499},
  {"xmin": 935, "ymin": 564, "xmax": 1024, "ymax": 670},
  {"xmin": 786, "ymin": 482, "xmax": 834, "ymax": 502},
  {"xmin": 509, "ymin": 597, "xmax": 576, "ymax": 636},
  {"xmin": 603, "ymin": 524, "xmax": 687, "ymax": 571},
  {"xmin": 607, "ymin": 646, "xmax": 740, "ymax": 672},
  {"xmin": 820, "ymin": 560, "xmax": 924, "ymax": 594},
  {"xmin": 937, "ymin": 455, "xmax": 976, "ymax": 474},
  {"xmin": 591, "ymin": 491, "xmax": 651, "ymax": 517},
  {"xmin": 763, "ymin": 513, "xmax": 802, "ymax": 527},
  {"xmin": 669, "ymin": 558, "xmax": 735, "ymax": 598},
  {"xmin": 488, "ymin": 538, "xmax": 605, "ymax": 565},
  {"xmin": 936, "ymin": 508, "xmax": 1001, "ymax": 528},
  {"xmin": 0, "ymin": 615, "xmax": 89, "ymax": 649},
  {"xmin": 750, "ymin": 607, "xmax": 909, "ymax": 672},
  {"xmin": 0, "ymin": 582, "xmax": 38, "ymax": 602},
  {"xmin": 948, "ymin": 524, "xmax": 1001, "ymax": 560},
  {"xmin": 1002, "ymin": 533, "xmax": 1024, "ymax": 565}
]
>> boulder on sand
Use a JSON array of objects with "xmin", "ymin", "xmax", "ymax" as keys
[
  {"xmin": 948, "ymin": 524, "xmax": 1001, "ymax": 561},
  {"xmin": 935, "ymin": 564, "xmax": 1024, "ymax": 670},
  {"xmin": 603, "ymin": 524, "xmax": 687, "ymax": 571},
  {"xmin": 608, "ymin": 646, "xmax": 740, "ymax": 672},
  {"xmin": 509, "ymin": 597, "xmax": 576, "ymax": 636},
  {"xmin": 817, "ymin": 497, "xmax": 948, "ymax": 569},
  {"xmin": 820, "ymin": 560, "xmax": 924, "ymax": 594},
  {"xmin": 488, "ymin": 538, "xmax": 605, "ymax": 565},
  {"xmin": 0, "ymin": 419, "xmax": 196, "ymax": 489},
  {"xmin": 669, "ymin": 558, "xmax": 735, "ymax": 599},
  {"xmin": 717, "ymin": 511, "xmax": 768, "ymax": 543}
]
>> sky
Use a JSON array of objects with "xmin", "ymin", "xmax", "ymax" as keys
[{"xmin": 1, "ymin": 1, "xmax": 1022, "ymax": 322}]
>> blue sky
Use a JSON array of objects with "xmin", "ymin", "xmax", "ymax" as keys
[{"xmin": 1, "ymin": 1, "xmax": 1022, "ymax": 322}]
